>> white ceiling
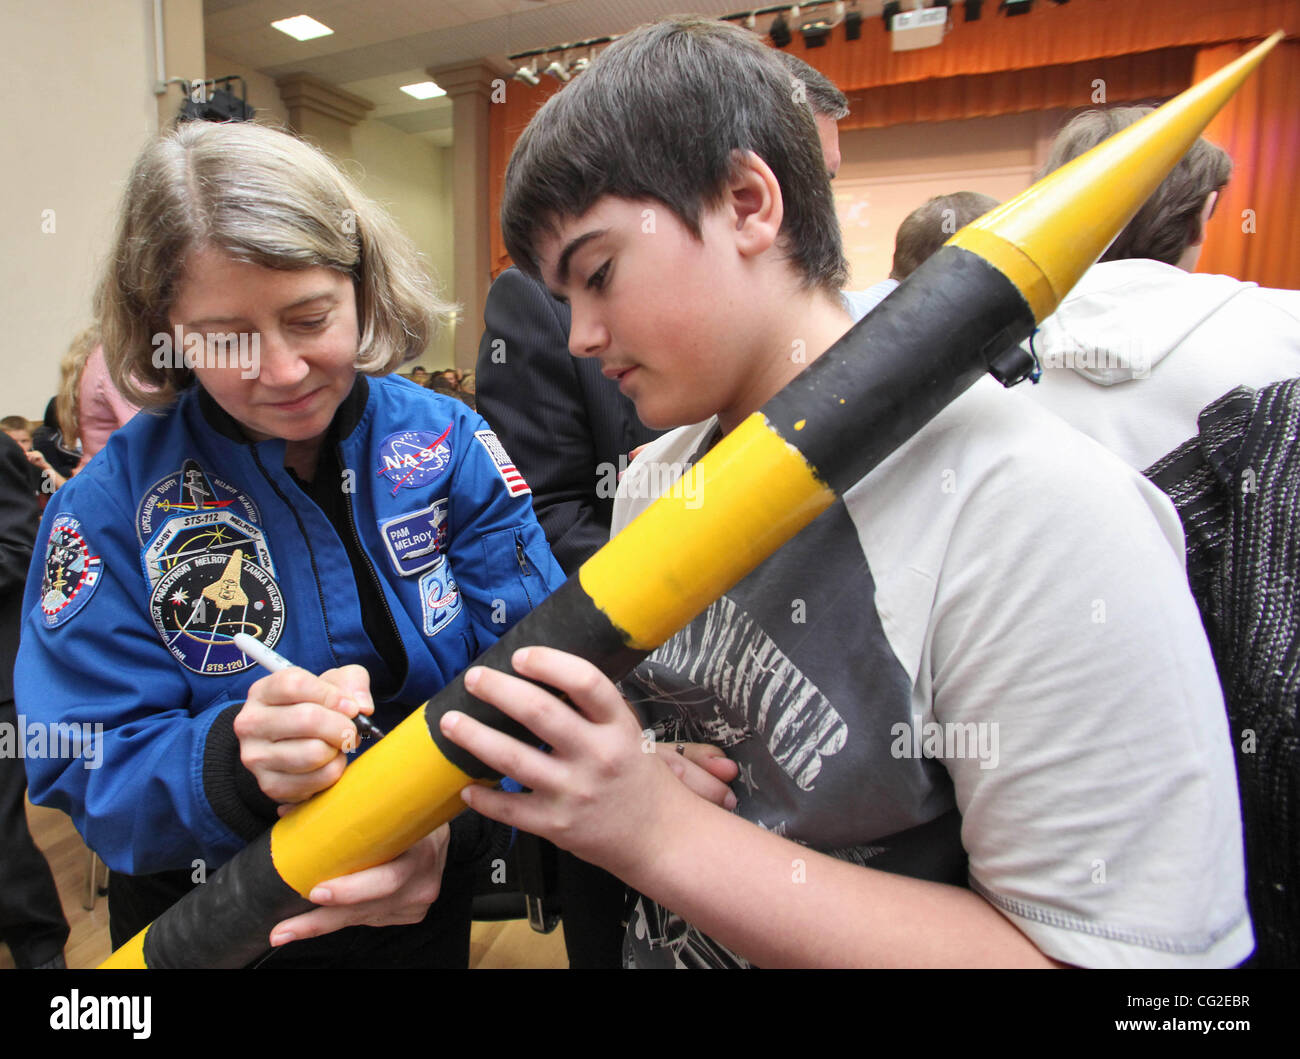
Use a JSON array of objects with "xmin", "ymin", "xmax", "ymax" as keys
[{"xmin": 203, "ymin": 1, "xmax": 890, "ymax": 145}]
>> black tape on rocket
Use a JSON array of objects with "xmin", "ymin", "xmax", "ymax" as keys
[
  {"xmin": 764, "ymin": 245, "xmax": 1036, "ymax": 496},
  {"xmin": 425, "ymin": 576, "xmax": 648, "ymax": 780},
  {"xmin": 141, "ymin": 830, "xmax": 313, "ymax": 969}
]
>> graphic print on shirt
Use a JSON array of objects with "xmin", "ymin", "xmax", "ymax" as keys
[
  {"xmin": 639, "ymin": 594, "xmax": 848, "ymax": 791},
  {"xmin": 149, "ymin": 548, "xmax": 285, "ymax": 675},
  {"xmin": 377, "ymin": 427, "xmax": 453, "ymax": 495},
  {"xmin": 40, "ymin": 515, "xmax": 104, "ymax": 628}
]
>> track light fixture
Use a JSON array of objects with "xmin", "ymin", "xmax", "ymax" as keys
[
  {"xmin": 965, "ymin": 0, "xmax": 984, "ymax": 19},
  {"xmin": 512, "ymin": 61, "xmax": 540, "ymax": 86},
  {"xmin": 769, "ymin": 11, "xmax": 793, "ymax": 46},
  {"xmin": 800, "ymin": 18, "xmax": 833, "ymax": 47}
]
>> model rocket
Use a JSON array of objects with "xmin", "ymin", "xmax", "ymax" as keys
[{"xmin": 101, "ymin": 31, "xmax": 1283, "ymax": 968}]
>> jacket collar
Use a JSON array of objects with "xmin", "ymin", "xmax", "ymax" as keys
[{"xmin": 195, "ymin": 373, "xmax": 371, "ymax": 445}]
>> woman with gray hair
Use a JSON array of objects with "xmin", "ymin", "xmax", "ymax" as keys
[{"xmin": 16, "ymin": 119, "xmax": 564, "ymax": 967}]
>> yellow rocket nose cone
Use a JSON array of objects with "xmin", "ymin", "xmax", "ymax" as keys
[{"xmin": 949, "ymin": 30, "xmax": 1284, "ymax": 323}]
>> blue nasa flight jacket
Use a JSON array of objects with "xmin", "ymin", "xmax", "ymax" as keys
[{"xmin": 16, "ymin": 374, "xmax": 564, "ymax": 875}]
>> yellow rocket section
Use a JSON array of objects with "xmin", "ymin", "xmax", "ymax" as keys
[
  {"xmin": 949, "ymin": 31, "xmax": 1284, "ymax": 323},
  {"xmin": 580, "ymin": 413, "xmax": 835, "ymax": 650},
  {"xmin": 270, "ymin": 704, "xmax": 481, "ymax": 894}
]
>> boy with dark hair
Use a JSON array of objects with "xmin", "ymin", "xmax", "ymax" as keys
[{"xmin": 444, "ymin": 18, "xmax": 1251, "ymax": 967}]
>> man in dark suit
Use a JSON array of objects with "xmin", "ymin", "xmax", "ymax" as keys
[
  {"xmin": 0, "ymin": 432, "xmax": 70, "ymax": 968},
  {"xmin": 476, "ymin": 266, "xmax": 663, "ymax": 575},
  {"xmin": 475, "ymin": 267, "xmax": 662, "ymax": 968}
]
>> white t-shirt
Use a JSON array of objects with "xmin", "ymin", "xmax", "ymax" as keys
[{"xmin": 613, "ymin": 377, "xmax": 1253, "ymax": 968}]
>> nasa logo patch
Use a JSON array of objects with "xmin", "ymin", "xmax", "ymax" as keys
[
  {"xmin": 40, "ymin": 515, "xmax": 104, "ymax": 628},
  {"xmin": 417, "ymin": 555, "xmax": 461, "ymax": 637},
  {"xmin": 149, "ymin": 548, "xmax": 285, "ymax": 676},
  {"xmin": 377, "ymin": 426, "xmax": 453, "ymax": 495},
  {"xmin": 379, "ymin": 498, "xmax": 449, "ymax": 577},
  {"xmin": 136, "ymin": 459, "xmax": 262, "ymax": 545}
]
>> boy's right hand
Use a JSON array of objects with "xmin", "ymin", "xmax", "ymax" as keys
[{"xmin": 234, "ymin": 665, "xmax": 375, "ymax": 803}]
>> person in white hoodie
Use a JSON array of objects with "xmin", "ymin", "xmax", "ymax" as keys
[{"xmin": 1021, "ymin": 106, "xmax": 1300, "ymax": 472}]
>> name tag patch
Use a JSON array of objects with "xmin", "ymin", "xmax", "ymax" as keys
[{"xmin": 379, "ymin": 499, "xmax": 449, "ymax": 577}]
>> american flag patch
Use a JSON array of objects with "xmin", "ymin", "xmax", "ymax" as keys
[{"xmin": 475, "ymin": 429, "xmax": 531, "ymax": 497}]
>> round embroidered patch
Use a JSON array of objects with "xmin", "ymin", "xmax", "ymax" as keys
[
  {"xmin": 40, "ymin": 515, "xmax": 104, "ymax": 628},
  {"xmin": 377, "ymin": 426, "xmax": 453, "ymax": 494},
  {"xmin": 148, "ymin": 549, "xmax": 285, "ymax": 676},
  {"xmin": 136, "ymin": 458, "xmax": 262, "ymax": 545},
  {"xmin": 141, "ymin": 509, "xmax": 275, "ymax": 588}
]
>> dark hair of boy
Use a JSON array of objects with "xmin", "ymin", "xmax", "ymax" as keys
[
  {"xmin": 501, "ymin": 18, "xmax": 847, "ymax": 296},
  {"xmin": 1, "ymin": 415, "xmax": 30, "ymax": 432},
  {"xmin": 889, "ymin": 191, "xmax": 1000, "ymax": 281},
  {"xmin": 1040, "ymin": 106, "xmax": 1232, "ymax": 267},
  {"xmin": 771, "ymin": 50, "xmax": 849, "ymax": 120}
]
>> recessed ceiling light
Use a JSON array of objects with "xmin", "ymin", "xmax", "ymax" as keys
[
  {"xmin": 400, "ymin": 81, "xmax": 445, "ymax": 100},
  {"xmin": 271, "ymin": 15, "xmax": 334, "ymax": 42}
]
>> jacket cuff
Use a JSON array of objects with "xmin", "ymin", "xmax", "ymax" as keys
[{"xmin": 202, "ymin": 702, "xmax": 280, "ymax": 841}]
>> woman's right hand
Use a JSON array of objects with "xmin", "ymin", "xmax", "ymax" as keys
[{"xmin": 233, "ymin": 665, "xmax": 375, "ymax": 803}]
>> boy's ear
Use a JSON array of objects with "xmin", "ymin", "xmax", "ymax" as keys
[{"xmin": 723, "ymin": 151, "xmax": 783, "ymax": 258}]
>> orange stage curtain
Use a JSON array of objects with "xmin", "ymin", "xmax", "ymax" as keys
[
  {"xmin": 841, "ymin": 48, "xmax": 1195, "ymax": 130},
  {"xmin": 1196, "ymin": 39, "xmax": 1300, "ymax": 289},
  {"xmin": 796, "ymin": 0, "xmax": 1299, "ymax": 90},
  {"xmin": 489, "ymin": 1, "xmax": 1300, "ymax": 277}
]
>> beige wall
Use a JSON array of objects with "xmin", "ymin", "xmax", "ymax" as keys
[
  {"xmin": 836, "ymin": 109, "xmax": 1069, "ymax": 288},
  {"xmin": 348, "ymin": 124, "xmax": 456, "ymax": 370},
  {"xmin": 1, "ymin": 0, "xmax": 161, "ymax": 419}
]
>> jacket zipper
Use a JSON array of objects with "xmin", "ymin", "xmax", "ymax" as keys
[
  {"xmin": 343, "ymin": 447, "xmax": 409, "ymax": 690},
  {"xmin": 516, "ymin": 537, "xmax": 535, "ymax": 610}
]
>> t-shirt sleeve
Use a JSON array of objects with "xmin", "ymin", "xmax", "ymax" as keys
[{"xmin": 922, "ymin": 433, "xmax": 1252, "ymax": 967}]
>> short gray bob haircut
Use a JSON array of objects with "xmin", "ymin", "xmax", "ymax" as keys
[
  {"xmin": 97, "ymin": 120, "xmax": 453, "ymax": 408},
  {"xmin": 501, "ymin": 18, "xmax": 847, "ymax": 296}
]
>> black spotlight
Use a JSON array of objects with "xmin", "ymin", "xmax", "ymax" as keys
[
  {"xmin": 1001, "ymin": 0, "xmax": 1034, "ymax": 14},
  {"xmin": 965, "ymin": 0, "xmax": 984, "ymax": 19},
  {"xmin": 800, "ymin": 18, "xmax": 833, "ymax": 47},
  {"xmin": 177, "ymin": 78, "xmax": 255, "ymax": 123},
  {"xmin": 769, "ymin": 12, "xmax": 792, "ymax": 47},
  {"xmin": 844, "ymin": 9, "xmax": 863, "ymax": 39},
  {"xmin": 882, "ymin": 1, "xmax": 901, "ymax": 26}
]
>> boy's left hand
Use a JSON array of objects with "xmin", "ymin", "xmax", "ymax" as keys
[{"xmin": 439, "ymin": 647, "xmax": 704, "ymax": 881}]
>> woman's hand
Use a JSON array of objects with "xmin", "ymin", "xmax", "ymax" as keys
[
  {"xmin": 439, "ymin": 646, "xmax": 711, "ymax": 880},
  {"xmin": 234, "ymin": 664, "xmax": 375, "ymax": 803},
  {"xmin": 268, "ymin": 825, "xmax": 451, "ymax": 946}
]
